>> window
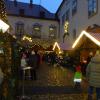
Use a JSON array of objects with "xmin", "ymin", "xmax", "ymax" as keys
[
  {"xmin": 88, "ymin": 0, "xmax": 97, "ymax": 17},
  {"xmin": 15, "ymin": 22, "xmax": 24, "ymax": 36},
  {"xmin": 33, "ymin": 23, "xmax": 41, "ymax": 38},
  {"xmin": 72, "ymin": 0, "xmax": 77, "ymax": 16},
  {"xmin": 49, "ymin": 25, "xmax": 57, "ymax": 38},
  {"xmin": 19, "ymin": 9, "xmax": 25, "ymax": 16}
]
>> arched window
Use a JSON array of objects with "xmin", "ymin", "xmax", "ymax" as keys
[
  {"xmin": 15, "ymin": 21, "xmax": 24, "ymax": 35},
  {"xmin": 49, "ymin": 25, "xmax": 57, "ymax": 38},
  {"xmin": 33, "ymin": 23, "xmax": 41, "ymax": 38}
]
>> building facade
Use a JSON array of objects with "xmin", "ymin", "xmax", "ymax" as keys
[
  {"xmin": 5, "ymin": 0, "xmax": 59, "ymax": 48},
  {"xmin": 56, "ymin": 0, "xmax": 100, "ymax": 50}
]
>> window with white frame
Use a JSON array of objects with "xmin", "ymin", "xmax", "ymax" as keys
[
  {"xmin": 72, "ymin": 0, "xmax": 77, "ymax": 16},
  {"xmin": 33, "ymin": 23, "xmax": 41, "ymax": 38},
  {"xmin": 49, "ymin": 25, "xmax": 57, "ymax": 38},
  {"xmin": 15, "ymin": 22, "xmax": 24, "ymax": 35},
  {"xmin": 88, "ymin": 0, "xmax": 97, "ymax": 17}
]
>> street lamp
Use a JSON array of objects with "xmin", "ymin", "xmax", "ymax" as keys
[{"xmin": 0, "ymin": 19, "xmax": 9, "ymax": 33}]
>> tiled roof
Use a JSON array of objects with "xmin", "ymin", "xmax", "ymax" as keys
[
  {"xmin": 90, "ymin": 32, "xmax": 100, "ymax": 42},
  {"xmin": 5, "ymin": 0, "xmax": 56, "ymax": 19},
  {"xmin": 72, "ymin": 31, "xmax": 100, "ymax": 48}
]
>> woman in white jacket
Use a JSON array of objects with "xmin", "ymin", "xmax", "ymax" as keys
[
  {"xmin": 21, "ymin": 53, "xmax": 27, "ymax": 69},
  {"xmin": 20, "ymin": 53, "xmax": 27, "ymax": 79}
]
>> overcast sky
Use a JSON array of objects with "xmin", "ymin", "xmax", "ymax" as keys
[{"xmin": 10, "ymin": 0, "xmax": 63, "ymax": 13}]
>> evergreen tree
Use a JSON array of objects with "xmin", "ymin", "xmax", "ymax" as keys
[
  {"xmin": 0, "ymin": 0, "xmax": 7, "ymax": 22},
  {"xmin": 0, "ymin": 1, "xmax": 15, "ymax": 100}
]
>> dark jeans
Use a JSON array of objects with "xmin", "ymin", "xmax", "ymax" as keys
[
  {"xmin": 88, "ymin": 86, "xmax": 100, "ymax": 100},
  {"xmin": 31, "ymin": 69, "xmax": 37, "ymax": 80},
  {"xmin": 19, "ymin": 69, "xmax": 23, "ymax": 80},
  {"xmin": 74, "ymin": 82, "xmax": 81, "ymax": 90}
]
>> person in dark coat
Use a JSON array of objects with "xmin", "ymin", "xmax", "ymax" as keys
[{"xmin": 28, "ymin": 50, "xmax": 40, "ymax": 80}]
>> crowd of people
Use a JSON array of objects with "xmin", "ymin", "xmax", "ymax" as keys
[
  {"xmin": 20, "ymin": 49, "xmax": 100, "ymax": 100},
  {"xmin": 73, "ymin": 50, "xmax": 100, "ymax": 100},
  {"xmin": 20, "ymin": 50, "xmax": 40, "ymax": 80}
]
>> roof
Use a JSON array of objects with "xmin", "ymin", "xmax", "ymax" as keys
[
  {"xmin": 56, "ymin": 0, "xmax": 66, "ymax": 15},
  {"xmin": 5, "ymin": 0, "xmax": 56, "ymax": 20},
  {"xmin": 90, "ymin": 33, "xmax": 100, "ymax": 43},
  {"xmin": 72, "ymin": 31, "xmax": 100, "ymax": 48},
  {"xmin": 60, "ymin": 42, "xmax": 72, "ymax": 50},
  {"xmin": 53, "ymin": 42, "xmax": 72, "ymax": 51}
]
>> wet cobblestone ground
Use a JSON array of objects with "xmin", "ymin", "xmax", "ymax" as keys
[
  {"xmin": 31, "ymin": 94, "xmax": 87, "ymax": 100},
  {"xmin": 18, "ymin": 62, "xmax": 96, "ymax": 100},
  {"xmin": 19, "ymin": 63, "xmax": 75, "ymax": 87}
]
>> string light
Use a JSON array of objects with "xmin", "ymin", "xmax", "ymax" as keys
[
  {"xmin": 0, "ymin": 0, "xmax": 7, "ymax": 22},
  {"xmin": 0, "ymin": 19, "xmax": 9, "ymax": 33},
  {"xmin": 53, "ymin": 42, "xmax": 62, "ymax": 54},
  {"xmin": 64, "ymin": 21, "xmax": 69, "ymax": 33},
  {"xmin": 22, "ymin": 35, "xmax": 32, "ymax": 42},
  {"xmin": 72, "ymin": 30, "xmax": 100, "ymax": 48}
]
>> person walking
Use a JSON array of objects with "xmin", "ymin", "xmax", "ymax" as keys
[
  {"xmin": 28, "ymin": 50, "xmax": 40, "ymax": 80},
  {"xmin": 86, "ymin": 50, "xmax": 100, "ymax": 100}
]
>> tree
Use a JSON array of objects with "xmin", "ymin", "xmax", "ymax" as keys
[
  {"xmin": 0, "ymin": 0, "xmax": 16, "ymax": 99},
  {"xmin": 0, "ymin": 0, "xmax": 7, "ymax": 22}
]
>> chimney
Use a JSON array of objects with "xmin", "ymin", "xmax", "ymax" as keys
[
  {"xmin": 30, "ymin": 0, "xmax": 33, "ymax": 8},
  {"xmin": 14, "ymin": 0, "xmax": 17, "ymax": 7}
]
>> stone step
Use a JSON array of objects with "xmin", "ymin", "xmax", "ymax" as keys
[{"xmin": 18, "ymin": 86, "xmax": 82, "ymax": 96}]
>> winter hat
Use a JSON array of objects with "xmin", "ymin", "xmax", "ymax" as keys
[{"xmin": 31, "ymin": 51, "xmax": 35, "ymax": 55}]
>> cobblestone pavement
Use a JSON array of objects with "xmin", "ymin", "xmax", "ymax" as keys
[
  {"xmin": 19, "ymin": 62, "xmax": 88, "ymax": 88},
  {"xmin": 18, "ymin": 62, "xmax": 96, "ymax": 100},
  {"xmin": 31, "ymin": 94, "xmax": 88, "ymax": 100},
  {"xmin": 19, "ymin": 63, "xmax": 75, "ymax": 86},
  {"xmin": 18, "ymin": 93, "xmax": 97, "ymax": 100}
]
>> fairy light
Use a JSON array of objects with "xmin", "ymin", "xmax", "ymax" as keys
[
  {"xmin": 22, "ymin": 35, "xmax": 32, "ymax": 42},
  {"xmin": 0, "ymin": 19, "xmax": 9, "ymax": 33},
  {"xmin": 53, "ymin": 42, "xmax": 62, "ymax": 54},
  {"xmin": 64, "ymin": 21, "xmax": 69, "ymax": 33},
  {"xmin": 12, "ymin": 35, "xmax": 16, "ymax": 39},
  {"xmin": 0, "ymin": 0, "xmax": 7, "ymax": 22},
  {"xmin": 72, "ymin": 30, "xmax": 100, "ymax": 48}
]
